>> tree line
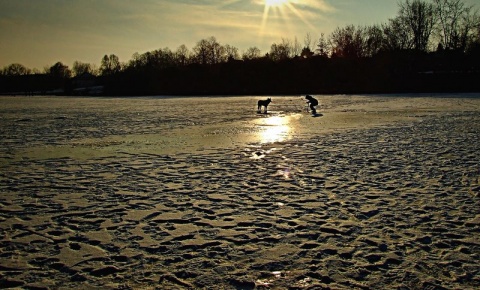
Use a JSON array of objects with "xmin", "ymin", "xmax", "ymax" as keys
[{"xmin": 1, "ymin": 0, "xmax": 479, "ymax": 95}]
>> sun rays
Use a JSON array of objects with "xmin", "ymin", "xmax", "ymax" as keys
[
  {"xmin": 187, "ymin": 0, "xmax": 333, "ymax": 52},
  {"xmin": 265, "ymin": 0, "xmax": 289, "ymax": 7},
  {"xmin": 258, "ymin": 0, "xmax": 325, "ymax": 40}
]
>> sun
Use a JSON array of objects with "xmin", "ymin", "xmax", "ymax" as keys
[
  {"xmin": 259, "ymin": 0, "xmax": 316, "ymax": 40},
  {"xmin": 265, "ymin": 0, "xmax": 289, "ymax": 7}
]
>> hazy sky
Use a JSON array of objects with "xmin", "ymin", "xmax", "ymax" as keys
[{"xmin": 0, "ymin": 0, "xmax": 478, "ymax": 69}]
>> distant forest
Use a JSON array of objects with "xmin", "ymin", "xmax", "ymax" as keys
[{"xmin": 1, "ymin": 0, "xmax": 480, "ymax": 95}]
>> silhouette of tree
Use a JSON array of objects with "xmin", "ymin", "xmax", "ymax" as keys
[
  {"xmin": 1, "ymin": 63, "xmax": 31, "ymax": 76},
  {"xmin": 175, "ymin": 44, "xmax": 190, "ymax": 66},
  {"xmin": 434, "ymin": 0, "xmax": 479, "ymax": 52},
  {"xmin": 193, "ymin": 38, "xmax": 210, "ymax": 65},
  {"xmin": 128, "ymin": 52, "xmax": 145, "ymax": 70},
  {"xmin": 48, "ymin": 62, "xmax": 71, "ymax": 78},
  {"xmin": 330, "ymin": 25, "xmax": 366, "ymax": 58},
  {"xmin": 100, "ymin": 54, "xmax": 121, "ymax": 75},
  {"xmin": 269, "ymin": 39, "xmax": 291, "ymax": 61},
  {"xmin": 301, "ymin": 47, "xmax": 314, "ymax": 58},
  {"xmin": 316, "ymin": 33, "xmax": 330, "ymax": 57},
  {"xmin": 468, "ymin": 25, "xmax": 480, "ymax": 54},
  {"xmin": 224, "ymin": 44, "xmax": 240, "ymax": 61},
  {"xmin": 149, "ymin": 48, "xmax": 175, "ymax": 70},
  {"xmin": 72, "ymin": 61, "xmax": 93, "ymax": 76},
  {"xmin": 301, "ymin": 33, "xmax": 315, "ymax": 58},
  {"xmin": 2, "ymin": 0, "xmax": 480, "ymax": 96},
  {"xmin": 383, "ymin": 16, "xmax": 414, "ymax": 50},
  {"xmin": 364, "ymin": 25, "xmax": 385, "ymax": 56},
  {"xmin": 242, "ymin": 47, "xmax": 262, "ymax": 60},
  {"xmin": 192, "ymin": 37, "xmax": 222, "ymax": 65},
  {"xmin": 209, "ymin": 37, "xmax": 226, "ymax": 64},
  {"xmin": 303, "ymin": 33, "xmax": 314, "ymax": 53},
  {"xmin": 399, "ymin": 0, "xmax": 436, "ymax": 52},
  {"xmin": 291, "ymin": 37, "xmax": 302, "ymax": 57}
]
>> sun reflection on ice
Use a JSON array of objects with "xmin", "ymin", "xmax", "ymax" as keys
[{"xmin": 257, "ymin": 115, "xmax": 291, "ymax": 143}]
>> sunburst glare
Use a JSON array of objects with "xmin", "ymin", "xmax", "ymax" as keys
[
  {"xmin": 259, "ymin": 0, "xmax": 317, "ymax": 40},
  {"xmin": 265, "ymin": 0, "xmax": 289, "ymax": 7}
]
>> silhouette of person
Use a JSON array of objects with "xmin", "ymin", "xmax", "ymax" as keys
[{"xmin": 305, "ymin": 95, "xmax": 318, "ymax": 115}]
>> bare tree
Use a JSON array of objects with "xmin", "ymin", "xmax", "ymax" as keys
[
  {"xmin": 330, "ymin": 25, "xmax": 366, "ymax": 58},
  {"xmin": 316, "ymin": 33, "xmax": 330, "ymax": 57},
  {"xmin": 210, "ymin": 37, "xmax": 225, "ymax": 64},
  {"xmin": 242, "ymin": 47, "xmax": 262, "ymax": 60},
  {"xmin": 292, "ymin": 36, "xmax": 302, "ymax": 57},
  {"xmin": 175, "ymin": 44, "xmax": 190, "ymax": 66},
  {"xmin": 301, "ymin": 47, "xmax": 314, "ymax": 58},
  {"xmin": 269, "ymin": 39, "xmax": 291, "ymax": 61},
  {"xmin": 364, "ymin": 24, "xmax": 385, "ymax": 56},
  {"xmin": 383, "ymin": 16, "xmax": 414, "ymax": 51},
  {"xmin": 72, "ymin": 61, "xmax": 93, "ymax": 76},
  {"xmin": 398, "ymin": 0, "xmax": 436, "ymax": 52},
  {"xmin": 224, "ymin": 44, "xmax": 240, "ymax": 61},
  {"xmin": 128, "ymin": 52, "xmax": 140, "ymax": 69},
  {"xmin": 192, "ymin": 36, "xmax": 225, "ymax": 65},
  {"xmin": 48, "ymin": 62, "xmax": 71, "ymax": 78},
  {"xmin": 475, "ymin": 22, "xmax": 480, "ymax": 48},
  {"xmin": 300, "ymin": 33, "xmax": 315, "ymax": 58},
  {"xmin": 1, "ymin": 63, "xmax": 31, "ymax": 76},
  {"xmin": 434, "ymin": 0, "xmax": 479, "ymax": 52},
  {"xmin": 304, "ymin": 33, "xmax": 313, "ymax": 52},
  {"xmin": 100, "ymin": 54, "xmax": 121, "ymax": 75},
  {"xmin": 193, "ymin": 39, "xmax": 210, "ymax": 65},
  {"xmin": 149, "ymin": 48, "xmax": 175, "ymax": 69}
]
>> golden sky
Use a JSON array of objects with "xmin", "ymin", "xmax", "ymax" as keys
[{"xmin": 0, "ymin": 0, "xmax": 477, "ymax": 70}]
